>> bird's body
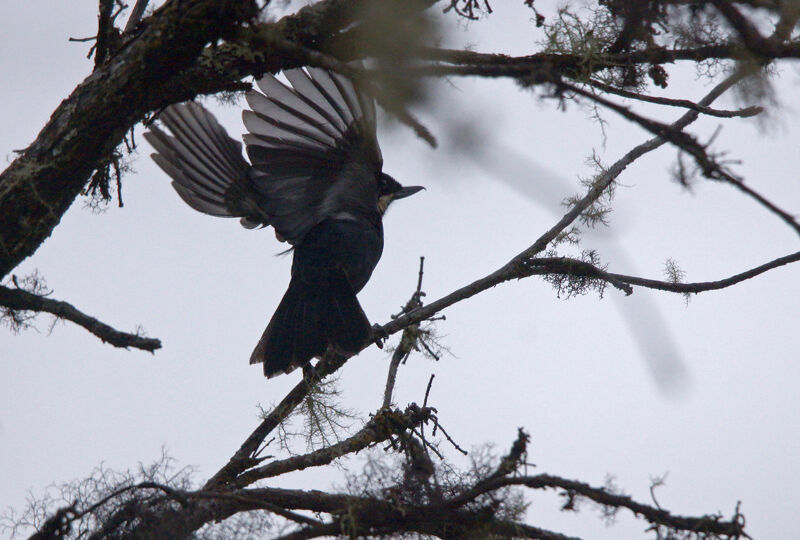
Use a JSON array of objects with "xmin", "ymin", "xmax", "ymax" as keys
[{"xmin": 144, "ymin": 67, "xmax": 422, "ymax": 377}]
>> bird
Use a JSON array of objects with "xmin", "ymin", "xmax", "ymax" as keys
[{"xmin": 143, "ymin": 67, "xmax": 423, "ymax": 377}]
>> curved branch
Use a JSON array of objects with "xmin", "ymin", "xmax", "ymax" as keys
[
  {"xmin": 524, "ymin": 251, "xmax": 800, "ymax": 295},
  {"xmin": 0, "ymin": 285, "xmax": 161, "ymax": 352},
  {"xmin": 586, "ymin": 78, "xmax": 764, "ymax": 118},
  {"xmin": 608, "ymin": 250, "xmax": 800, "ymax": 293}
]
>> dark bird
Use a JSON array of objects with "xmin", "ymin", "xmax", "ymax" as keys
[{"xmin": 144, "ymin": 68, "xmax": 423, "ymax": 377}]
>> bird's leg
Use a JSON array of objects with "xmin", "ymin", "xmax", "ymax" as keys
[{"xmin": 302, "ymin": 362, "xmax": 318, "ymax": 382}]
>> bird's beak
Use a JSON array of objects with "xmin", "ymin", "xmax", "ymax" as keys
[{"xmin": 393, "ymin": 185, "xmax": 425, "ymax": 200}]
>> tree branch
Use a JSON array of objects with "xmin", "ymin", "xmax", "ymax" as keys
[
  {"xmin": 383, "ymin": 257, "xmax": 427, "ymax": 408},
  {"xmin": 123, "ymin": 0, "xmax": 150, "ymax": 34},
  {"xmin": 0, "ymin": 0, "xmax": 260, "ymax": 279},
  {"xmin": 407, "ymin": 41, "xmax": 800, "ymax": 78},
  {"xmin": 0, "ymin": 284, "xmax": 161, "ymax": 352},
  {"xmin": 554, "ymin": 78, "xmax": 800, "ymax": 236},
  {"xmin": 232, "ymin": 404, "xmax": 435, "ymax": 487},
  {"xmin": 586, "ymin": 78, "xmax": 763, "ymax": 118},
  {"xmin": 489, "ymin": 520, "xmax": 584, "ymax": 540},
  {"xmin": 272, "ymin": 522, "xmax": 341, "ymax": 540},
  {"xmin": 522, "ymin": 251, "xmax": 800, "ymax": 295},
  {"xmin": 461, "ymin": 474, "xmax": 745, "ymax": 537},
  {"xmin": 711, "ymin": 0, "xmax": 769, "ymax": 50},
  {"xmin": 382, "ymin": 70, "xmax": 755, "ymax": 338},
  {"xmin": 607, "ymin": 251, "xmax": 800, "ymax": 293},
  {"xmin": 204, "ymin": 351, "xmax": 351, "ymax": 489}
]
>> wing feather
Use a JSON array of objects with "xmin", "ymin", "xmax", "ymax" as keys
[
  {"xmin": 244, "ymin": 66, "xmax": 383, "ymax": 244},
  {"xmin": 144, "ymin": 103, "xmax": 263, "ymax": 222},
  {"xmin": 148, "ymin": 67, "xmax": 384, "ymax": 244}
]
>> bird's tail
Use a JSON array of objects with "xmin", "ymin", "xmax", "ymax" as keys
[{"xmin": 250, "ymin": 273, "xmax": 371, "ymax": 377}]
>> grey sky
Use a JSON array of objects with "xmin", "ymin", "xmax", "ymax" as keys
[{"xmin": 1, "ymin": 2, "xmax": 799, "ymax": 539}]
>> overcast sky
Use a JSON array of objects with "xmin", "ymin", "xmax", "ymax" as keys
[{"xmin": 1, "ymin": 2, "xmax": 799, "ymax": 539}]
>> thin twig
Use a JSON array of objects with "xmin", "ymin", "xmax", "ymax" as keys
[
  {"xmin": 383, "ymin": 347, "xmax": 411, "ymax": 409},
  {"xmin": 432, "ymin": 419, "xmax": 467, "ymax": 456},
  {"xmin": 605, "ymin": 250, "xmax": 800, "ymax": 293},
  {"xmin": 383, "ymin": 72, "xmax": 755, "ymax": 337},
  {"xmin": 123, "ymin": 0, "xmax": 150, "ymax": 33},
  {"xmin": 383, "ymin": 257, "xmax": 428, "ymax": 408},
  {"xmin": 586, "ymin": 78, "xmax": 763, "ymax": 118},
  {"xmin": 423, "ymin": 374, "xmax": 435, "ymax": 408},
  {"xmin": 419, "ymin": 373, "xmax": 435, "ymax": 453},
  {"xmin": 557, "ymin": 79, "xmax": 800, "ymax": 236}
]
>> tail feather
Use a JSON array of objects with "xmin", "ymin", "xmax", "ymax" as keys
[
  {"xmin": 251, "ymin": 276, "xmax": 371, "ymax": 377},
  {"xmin": 327, "ymin": 277, "xmax": 372, "ymax": 354}
]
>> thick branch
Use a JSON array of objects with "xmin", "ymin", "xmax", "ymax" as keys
[
  {"xmin": 711, "ymin": 0, "xmax": 769, "ymax": 49},
  {"xmin": 0, "ymin": 285, "xmax": 161, "ymax": 351},
  {"xmin": 0, "ymin": 0, "xmax": 260, "ymax": 278},
  {"xmin": 409, "ymin": 41, "xmax": 800, "ymax": 78},
  {"xmin": 85, "ymin": 475, "xmax": 741, "ymax": 540}
]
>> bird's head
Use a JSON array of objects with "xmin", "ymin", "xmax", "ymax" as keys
[{"xmin": 377, "ymin": 173, "xmax": 424, "ymax": 215}]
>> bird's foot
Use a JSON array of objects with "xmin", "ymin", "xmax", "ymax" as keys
[{"xmin": 372, "ymin": 324, "xmax": 388, "ymax": 349}]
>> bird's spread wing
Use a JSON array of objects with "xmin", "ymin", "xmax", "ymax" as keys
[
  {"xmin": 243, "ymin": 67, "xmax": 383, "ymax": 244},
  {"xmin": 145, "ymin": 68, "xmax": 382, "ymax": 241},
  {"xmin": 144, "ymin": 103, "xmax": 266, "ymax": 226}
]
